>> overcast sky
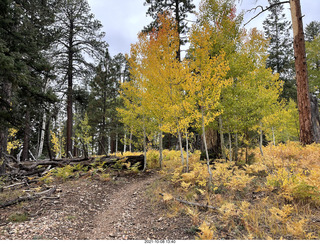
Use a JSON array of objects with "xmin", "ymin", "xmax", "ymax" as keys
[{"xmin": 87, "ymin": 0, "xmax": 320, "ymax": 57}]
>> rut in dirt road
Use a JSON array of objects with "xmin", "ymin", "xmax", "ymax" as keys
[{"xmin": 86, "ymin": 172, "xmax": 193, "ymax": 240}]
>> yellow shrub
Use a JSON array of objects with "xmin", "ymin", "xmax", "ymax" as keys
[
  {"xmin": 171, "ymin": 161, "xmax": 209, "ymax": 191},
  {"xmin": 7, "ymin": 128, "xmax": 20, "ymax": 153},
  {"xmin": 196, "ymin": 221, "xmax": 215, "ymax": 240}
]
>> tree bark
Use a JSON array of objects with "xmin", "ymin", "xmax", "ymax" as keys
[
  {"xmin": 185, "ymin": 127, "xmax": 189, "ymax": 172},
  {"xmin": 142, "ymin": 122, "xmax": 147, "ymax": 171},
  {"xmin": 310, "ymin": 95, "xmax": 320, "ymax": 143},
  {"xmin": 219, "ymin": 116, "xmax": 226, "ymax": 161},
  {"xmin": 129, "ymin": 129, "xmax": 132, "ymax": 152},
  {"xmin": 45, "ymin": 114, "xmax": 53, "ymax": 161},
  {"xmin": 159, "ymin": 130, "xmax": 163, "ymax": 169},
  {"xmin": 259, "ymin": 122, "xmax": 264, "ymax": 156},
  {"xmin": 201, "ymin": 107, "xmax": 213, "ymax": 185},
  {"xmin": 0, "ymin": 82, "xmax": 12, "ymax": 174},
  {"xmin": 235, "ymin": 133, "xmax": 238, "ymax": 161},
  {"xmin": 228, "ymin": 132, "xmax": 232, "ymax": 161},
  {"xmin": 37, "ymin": 112, "xmax": 46, "ymax": 158},
  {"xmin": 22, "ymin": 109, "xmax": 31, "ymax": 161},
  {"xmin": 177, "ymin": 128, "xmax": 184, "ymax": 168},
  {"xmin": 290, "ymin": 0, "xmax": 313, "ymax": 145},
  {"xmin": 123, "ymin": 133, "xmax": 127, "ymax": 153},
  {"xmin": 66, "ymin": 17, "xmax": 74, "ymax": 157},
  {"xmin": 0, "ymin": 130, "xmax": 8, "ymax": 175},
  {"xmin": 174, "ymin": 0, "xmax": 181, "ymax": 61}
]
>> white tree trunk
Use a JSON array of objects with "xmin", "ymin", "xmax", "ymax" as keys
[
  {"xmin": 123, "ymin": 133, "xmax": 127, "ymax": 153},
  {"xmin": 259, "ymin": 122, "xmax": 264, "ymax": 156},
  {"xmin": 201, "ymin": 107, "xmax": 213, "ymax": 185},
  {"xmin": 37, "ymin": 112, "xmax": 47, "ymax": 158},
  {"xmin": 219, "ymin": 115, "xmax": 226, "ymax": 161},
  {"xmin": 143, "ymin": 123, "xmax": 147, "ymax": 171},
  {"xmin": 129, "ymin": 129, "xmax": 132, "ymax": 152},
  {"xmin": 228, "ymin": 132, "xmax": 232, "ymax": 161},
  {"xmin": 177, "ymin": 128, "xmax": 184, "ymax": 168},
  {"xmin": 185, "ymin": 127, "xmax": 189, "ymax": 172}
]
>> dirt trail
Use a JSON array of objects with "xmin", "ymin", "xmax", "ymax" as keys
[
  {"xmin": 0, "ymin": 171, "xmax": 194, "ymax": 240},
  {"xmin": 86, "ymin": 172, "xmax": 192, "ymax": 240},
  {"xmin": 87, "ymin": 172, "xmax": 157, "ymax": 239}
]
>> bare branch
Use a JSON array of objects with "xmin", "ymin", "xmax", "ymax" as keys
[{"xmin": 244, "ymin": 1, "xmax": 290, "ymax": 27}]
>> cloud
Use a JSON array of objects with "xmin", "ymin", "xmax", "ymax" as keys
[{"xmin": 87, "ymin": 0, "xmax": 320, "ymax": 57}]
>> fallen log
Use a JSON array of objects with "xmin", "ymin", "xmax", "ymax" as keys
[
  {"xmin": 0, "ymin": 186, "xmax": 57, "ymax": 209},
  {"xmin": 100, "ymin": 155, "xmax": 144, "ymax": 170}
]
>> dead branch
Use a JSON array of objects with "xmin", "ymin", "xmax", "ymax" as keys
[
  {"xmin": 159, "ymin": 193, "xmax": 218, "ymax": 210},
  {"xmin": 1, "ymin": 182, "xmax": 26, "ymax": 191},
  {"xmin": 3, "ymin": 153, "xmax": 18, "ymax": 164},
  {"xmin": 0, "ymin": 186, "xmax": 57, "ymax": 208},
  {"xmin": 244, "ymin": 1, "xmax": 290, "ymax": 26}
]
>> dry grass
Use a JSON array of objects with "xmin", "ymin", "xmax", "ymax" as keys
[{"xmin": 154, "ymin": 143, "xmax": 320, "ymax": 240}]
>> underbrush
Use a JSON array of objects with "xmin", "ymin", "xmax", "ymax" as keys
[{"xmin": 153, "ymin": 143, "xmax": 320, "ymax": 240}]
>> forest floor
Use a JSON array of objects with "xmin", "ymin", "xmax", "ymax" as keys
[{"xmin": 0, "ymin": 170, "xmax": 195, "ymax": 240}]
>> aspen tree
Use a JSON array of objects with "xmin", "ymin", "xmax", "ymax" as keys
[{"xmin": 188, "ymin": 21, "xmax": 231, "ymax": 184}]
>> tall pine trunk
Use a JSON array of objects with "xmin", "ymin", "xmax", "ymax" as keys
[
  {"xmin": 66, "ymin": 18, "xmax": 74, "ymax": 157},
  {"xmin": 22, "ymin": 109, "xmax": 31, "ymax": 161},
  {"xmin": 0, "ymin": 82, "xmax": 12, "ymax": 174},
  {"xmin": 290, "ymin": 0, "xmax": 313, "ymax": 145},
  {"xmin": 45, "ymin": 114, "xmax": 53, "ymax": 160}
]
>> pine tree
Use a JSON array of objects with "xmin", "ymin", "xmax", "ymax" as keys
[
  {"xmin": 0, "ymin": 0, "xmax": 59, "ymax": 167},
  {"xmin": 143, "ymin": 0, "xmax": 195, "ymax": 60},
  {"xmin": 263, "ymin": 0, "xmax": 295, "ymax": 101},
  {"xmin": 305, "ymin": 21, "xmax": 320, "ymax": 42},
  {"xmin": 52, "ymin": 0, "xmax": 106, "ymax": 157},
  {"xmin": 88, "ymin": 50, "xmax": 126, "ymax": 155}
]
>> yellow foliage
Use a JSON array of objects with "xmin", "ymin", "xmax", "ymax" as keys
[
  {"xmin": 219, "ymin": 202, "xmax": 237, "ymax": 221},
  {"xmin": 269, "ymin": 205, "xmax": 294, "ymax": 223},
  {"xmin": 286, "ymin": 218, "xmax": 316, "ymax": 239},
  {"xmin": 50, "ymin": 131, "xmax": 60, "ymax": 156},
  {"xmin": 185, "ymin": 207, "xmax": 200, "ymax": 225},
  {"xmin": 171, "ymin": 160, "xmax": 209, "ymax": 190},
  {"xmin": 50, "ymin": 130, "xmax": 65, "ymax": 159},
  {"xmin": 196, "ymin": 221, "xmax": 215, "ymax": 240},
  {"xmin": 7, "ymin": 128, "xmax": 20, "ymax": 153},
  {"xmin": 225, "ymin": 170, "xmax": 255, "ymax": 191},
  {"xmin": 162, "ymin": 193, "xmax": 173, "ymax": 202}
]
